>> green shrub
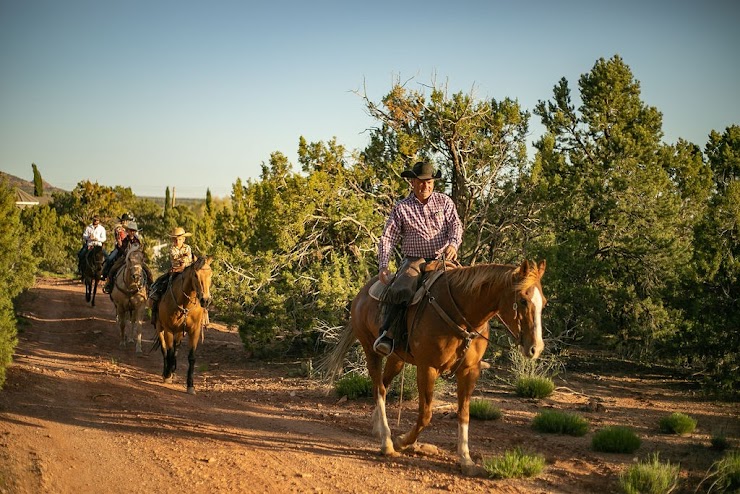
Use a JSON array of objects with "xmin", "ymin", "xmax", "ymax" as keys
[
  {"xmin": 658, "ymin": 412, "xmax": 697, "ymax": 435},
  {"xmin": 619, "ymin": 453, "xmax": 680, "ymax": 494},
  {"xmin": 469, "ymin": 399, "xmax": 502, "ymax": 420},
  {"xmin": 710, "ymin": 432, "xmax": 730, "ymax": 451},
  {"xmin": 699, "ymin": 450, "xmax": 740, "ymax": 493},
  {"xmin": 592, "ymin": 426, "xmax": 641, "ymax": 454},
  {"xmin": 334, "ymin": 372, "xmax": 372, "ymax": 399},
  {"xmin": 515, "ymin": 376, "xmax": 555, "ymax": 398},
  {"xmin": 388, "ymin": 365, "xmax": 418, "ymax": 400},
  {"xmin": 483, "ymin": 447, "xmax": 546, "ymax": 479},
  {"xmin": 532, "ymin": 409, "xmax": 589, "ymax": 436}
]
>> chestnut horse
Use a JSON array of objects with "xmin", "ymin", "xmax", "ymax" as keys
[
  {"xmin": 155, "ymin": 256, "xmax": 212, "ymax": 395},
  {"xmin": 110, "ymin": 248, "xmax": 149, "ymax": 354},
  {"xmin": 322, "ymin": 259, "xmax": 546, "ymax": 475},
  {"xmin": 82, "ymin": 245, "xmax": 105, "ymax": 307}
]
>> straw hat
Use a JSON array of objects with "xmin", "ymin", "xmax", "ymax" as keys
[
  {"xmin": 125, "ymin": 221, "xmax": 139, "ymax": 232},
  {"xmin": 169, "ymin": 226, "xmax": 192, "ymax": 238}
]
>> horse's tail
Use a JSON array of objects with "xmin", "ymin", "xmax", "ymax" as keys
[{"xmin": 316, "ymin": 321, "xmax": 356, "ymax": 385}]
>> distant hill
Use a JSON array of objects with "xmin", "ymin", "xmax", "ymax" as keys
[{"xmin": 0, "ymin": 171, "xmax": 67, "ymax": 198}]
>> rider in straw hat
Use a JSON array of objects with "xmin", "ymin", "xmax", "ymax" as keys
[
  {"xmin": 148, "ymin": 226, "xmax": 194, "ymax": 325},
  {"xmin": 372, "ymin": 160, "xmax": 462, "ymax": 356}
]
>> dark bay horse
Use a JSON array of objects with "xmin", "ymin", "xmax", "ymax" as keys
[
  {"xmin": 110, "ymin": 248, "xmax": 149, "ymax": 354},
  {"xmin": 322, "ymin": 259, "xmax": 546, "ymax": 475},
  {"xmin": 155, "ymin": 256, "xmax": 212, "ymax": 394},
  {"xmin": 82, "ymin": 245, "xmax": 105, "ymax": 307}
]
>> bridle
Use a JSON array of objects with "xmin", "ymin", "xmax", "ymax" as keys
[{"xmin": 167, "ymin": 260, "xmax": 210, "ymax": 322}]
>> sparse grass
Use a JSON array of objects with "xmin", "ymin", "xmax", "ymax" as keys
[
  {"xmin": 698, "ymin": 450, "xmax": 740, "ymax": 493},
  {"xmin": 618, "ymin": 453, "xmax": 680, "ymax": 494},
  {"xmin": 508, "ymin": 347, "xmax": 563, "ymax": 380},
  {"xmin": 658, "ymin": 412, "xmax": 697, "ymax": 435},
  {"xmin": 515, "ymin": 376, "xmax": 555, "ymax": 398},
  {"xmin": 532, "ymin": 409, "xmax": 589, "ymax": 436},
  {"xmin": 483, "ymin": 447, "xmax": 546, "ymax": 479},
  {"xmin": 592, "ymin": 426, "xmax": 641, "ymax": 454},
  {"xmin": 710, "ymin": 432, "xmax": 731, "ymax": 451},
  {"xmin": 334, "ymin": 372, "xmax": 372, "ymax": 399},
  {"xmin": 469, "ymin": 399, "xmax": 502, "ymax": 420}
]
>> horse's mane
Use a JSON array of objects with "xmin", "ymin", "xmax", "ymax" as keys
[{"xmin": 444, "ymin": 262, "xmax": 540, "ymax": 297}]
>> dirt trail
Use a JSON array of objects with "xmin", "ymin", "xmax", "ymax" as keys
[{"xmin": 0, "ymin": 278, "xmax": 737, "ymax": 494}]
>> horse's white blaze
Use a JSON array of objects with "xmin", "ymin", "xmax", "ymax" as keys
[{"xmin": 532, "ymin": 286, "xmax": 544, "ymax": 343}]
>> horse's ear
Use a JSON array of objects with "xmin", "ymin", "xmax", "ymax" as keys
[
  {"xmin": 517, "ymin": 259, "xmax": 530, "ymax": 277},
  {"xmin": 537, "ymin": 259, "xmax": 546, "ymax": 277}
]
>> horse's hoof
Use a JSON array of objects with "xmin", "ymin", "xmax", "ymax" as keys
[
  {"xmin": 379, "ymin": 447, "xmax": 399, "ymax": 457},
  {"xmin": 392, "ymin": 436, "xmax": 414, "ymax": 451},
  {"xmin": 163, "ymin": 377, "xmax": 173, "ymax": 384},
  {"xmin": 460, "ymin": 462, "xmax": 487, "ymax": 478},
  {"xmin": 187, "ymin": 387, "xmax": 196, "ymax": 395}
]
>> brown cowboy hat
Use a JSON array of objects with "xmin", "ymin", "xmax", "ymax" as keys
[
  {"xmin": 169, "ymin": 226, "xmax": 192, "ymax": 238},
  {"xmin": 400, "ymin": 161, "xmax": 442, "ymax": 180}
]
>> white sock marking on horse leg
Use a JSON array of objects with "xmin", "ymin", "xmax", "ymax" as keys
[
  {"xmin": 374, "ymin": 393, "xmax": 394, "ymax": 454},
  {"xmin": 457, "ymin": 422, "xmax": 472, "ymax": 465}
]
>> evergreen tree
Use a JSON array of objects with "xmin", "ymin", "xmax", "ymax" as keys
[
  {"xmin": 0, "ymin": 180, "xmax": 37, "ymax": 387},
  {"xmin": 676, "ymin": 125, "xmax": 740, "ymax": 395},
  {"xmin": 31, "ymin": 163, "xmax": 43, "ymax": 197},
  {"xmin": 532, "ymin": 55, "xmax": 702, "ymax": 354},
  {"xmin": 360, "ymin": 78, "xmax": 531, "ymax": 265}
]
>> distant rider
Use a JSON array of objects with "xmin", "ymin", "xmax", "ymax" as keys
[{"xmin": 77, "ymin": 215, "xmax": 107, "ymax": 277}]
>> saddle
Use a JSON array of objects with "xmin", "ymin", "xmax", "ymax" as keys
[{"xmin": 368, "ymin": 260, "xmax": 458, "ymax": 305}]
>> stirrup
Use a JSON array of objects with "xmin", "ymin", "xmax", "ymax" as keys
[{"xmin": 373, "ymin": 331, "xmax": 394, "ymax": 357}]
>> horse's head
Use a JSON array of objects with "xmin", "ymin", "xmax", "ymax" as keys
[
  {"xmin": 126, "ymin": 249, "xmax": 145, "ymax": 285},
  {"xmin": 88, "ymin": 246, "xmax": 106, "ymax": 277},
  {"xmin": 500, "ymin": 259, "xmax": 547, "ymax": 359},
  {"xmin": 189, "ymin": 256, "xmax": 213, "ymax": 308}
]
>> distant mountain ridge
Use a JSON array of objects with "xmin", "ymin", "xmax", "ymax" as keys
[{"xmin": 0, "ymin": 171, "xmax": 67, "ymax": 197}]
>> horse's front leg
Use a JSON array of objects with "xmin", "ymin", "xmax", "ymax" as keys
[
  {"xmin": 456, "ymin": 364, "xmax": 482, "ymax": 476},
  {"xmin": 91, "ymin": 279, "xmax": 98, "ymax": 306},
  {"xmin": 159, "ymin": 330, "xmax": 175, "ymax": 383},
  {"xmin": 133, "ymin": 314, "xmax": 143, "ymax": 355},
  {"xmin": 395, "ymin": 365, "xmax": 437, "ymax": 451},
  {"xmin": 185, "ymin": 326, "xmax": 201, "ymax": 395},
  {"xmin": 117, "ymin": 310, "xmax": 127, "ymax": 349}
]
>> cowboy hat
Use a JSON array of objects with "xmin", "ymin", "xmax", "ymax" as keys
[
  {"xmin": 169, "ymin": 226, "xmax": 192, "ymax": 237},
  {"xmin": 125, "ymin": 221, "xmax": 139, "ymax": 231},
  {"xmin": 400, "ymin": 161, "xmax": 442, "ymax": 180},
  {"xmin": 118, "ymin": 212, "xmax": 133, "ymax": 222}
]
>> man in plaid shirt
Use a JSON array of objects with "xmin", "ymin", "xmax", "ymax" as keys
[{"xmin": 373, "ymin": 161, "xmax": 463, "ymax": 356}]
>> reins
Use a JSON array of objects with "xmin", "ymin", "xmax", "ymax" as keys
[
  {"xmin": 167, "ymin": 263, "xmax": 206, "ymax": 330},
  {"xmin": 417, "ymin": 261, "xmax": 523, "ymax": 378}
]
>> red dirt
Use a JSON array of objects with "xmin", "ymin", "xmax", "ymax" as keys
[{"xmin": 0, "ymin": 278, "xmax": 737, "ymax": 493}]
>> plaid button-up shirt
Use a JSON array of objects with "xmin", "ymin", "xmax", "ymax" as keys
[{"xmin": 378, "ymin": 192, "xmax": 463, "ymax": 270}]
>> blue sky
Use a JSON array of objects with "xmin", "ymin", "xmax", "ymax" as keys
[{"xmin": 1, "ymin": 0, "xmax": 738, "ymax": 198}]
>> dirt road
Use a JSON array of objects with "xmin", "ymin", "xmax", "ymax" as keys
[{"xmin": 0, "ymin": 278, "xmax": 736, "ymax": 493}]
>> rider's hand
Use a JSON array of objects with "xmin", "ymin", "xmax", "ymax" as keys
[
  {"xmin": 379, "ymin": 267, "xmax": 392, "ymax": 285},
  {"xmin": 443, "ymin": 245, "xmax": 458, "ymax": 261}
]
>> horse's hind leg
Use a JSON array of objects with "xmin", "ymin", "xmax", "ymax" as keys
[
  {"xmin": 456, "ymin": 364, "xmax": 482, "ymax": 476},
  {"xmin": 365, "ymin": 348, "xmax": 396, "ymax": 456},
  {"xmin": 395, "ymin": 365, "xmax": 437, "ymax": 452}
]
